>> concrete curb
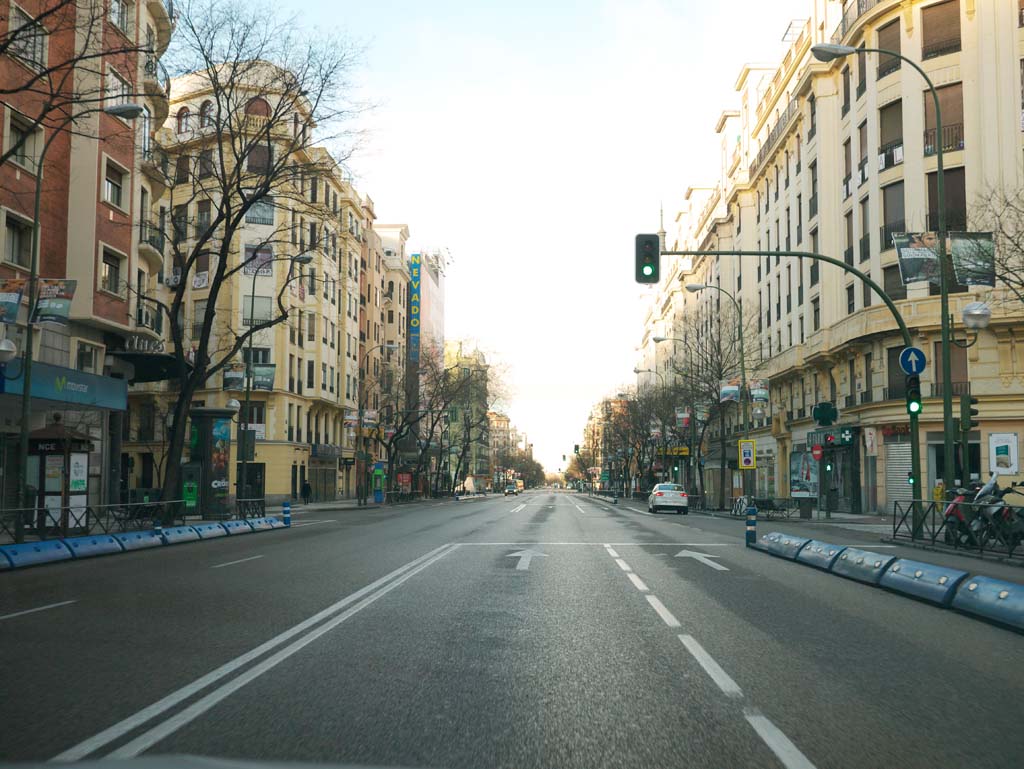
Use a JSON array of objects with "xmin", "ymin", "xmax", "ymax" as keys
[{"xmin": 748, "ymin": 533, "xmax": 1024, "ymax": 634}]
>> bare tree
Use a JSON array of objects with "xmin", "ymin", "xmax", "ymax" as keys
[
  {"xmin": 971, "ymin": 186, "xmax": 1024, "ymax": 308},
  {"xmin": 146, "ymin": 0, "xmax": 363, "ymax": 511}
]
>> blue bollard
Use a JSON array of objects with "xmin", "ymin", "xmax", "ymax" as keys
[
  {"xmin": 745, "ymin": 506, "xmax": 757, "ymax": 546},
  {"xmin": 282, "ymin": 501, "xmax": 291, "ymax": 527}
]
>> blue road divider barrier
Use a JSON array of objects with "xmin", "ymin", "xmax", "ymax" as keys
[
  {"xmin": 760, "ymin": 532, "xmax": 811, "ymax": 560},
  {"xmin": 192, "ymin": 522, "xmax": 228, "ymax": 539},
  {"xmin": 830, "ymin": 547, "xmax": 897, "ymax": 585},
  {"xmin": 265, "ymin": 516, "xmax": 286, "ymax": 529},
  {"xmin": 63, "ymin": 534, "xmax": 123, "ymax": 559},
  {"xmin": 221, "ymin": 519, "xmax": 254, "ymax": 536},
  {"xmin": 0, "ymin": 540, "xmax": 73, "ymax": 568},
  {"xmin": 795, "ymin": 540, "xmax": 848, "ymax": 571},
  {"xmin": 745, "ymin": 507, "xmax": 757, "ymax": 546},
  {"xmin": 952, "ymin": 577, "xmax": 1024, "ymax": 632},
  {"xmin": 282, "ymin": 501, "xmax": 291, "ymax": 527},
  {"xmin": 113, "ymin": 530, "xmax": 164, "ymax": 551},
  {"xmin": 160, "ymin": 525, "xmax": 201, "ymax": 545},
  {"xmin": 0, "ymin": 550, "xmax": 11, "ymax": 569},
  {"xmin": 245, "ymin": 517, "xmax": 276, "ymax": 532},
  {"xmin": 879, "ymin": 558, "xmax": 969, "ymax": 607}
]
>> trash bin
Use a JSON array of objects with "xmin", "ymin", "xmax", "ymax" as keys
[{"xmin": 798, "ymin": 498, "xmax": 813, "ymax": 519}]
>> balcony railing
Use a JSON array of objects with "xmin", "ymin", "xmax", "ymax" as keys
[
  {"xmin": 749, "ymin": 96, "xmax": 800, "ymax": 178},
  {"xmin": 925, "ymin": 211, "xmax": 968, "ymax": 232},
  {"xmin": 831, "ymin": 0, "xmax": 885, "ymax": 44},
  {"xmin": 923, "ymin": 123, "xmax": 964, "ymax": 156},
  {"xmin": 859, "ymin": 390, "xmax": 874, "ymax": 405},
  {"xmin": 878, "ymin": 140, "xmax": 904, "ymax": 171},
  {"xmin": 880, "ymin": 219, "xmax": 905, "ymax": 249},
  {"xmin": 931, "ymin": 381, "xmax": 970, "ymax": 398},
  {"xmin": 844, "ymin": 394, "xmax": 856, "ymax": 409},
  {"xmin": 140, "ymin": 220, "xmax": 164, "ymax": 254},
  {"xmin": 883, "ymin": 384, "xmax": 906, "ymax": 400},
  {"xmin": 843, "ymin": 246, "xmax": 854, "ymax": 266},
  {"xmin": 922, "ymin": 36, "xmax": 961, "ymax": 61},
  {"xmin": 877, "ymin": 57, "xmax": 900, "ymax": 79},
  {"xmin": 859, "ymin": 233, "xmax": 870, "ymax": 262}
]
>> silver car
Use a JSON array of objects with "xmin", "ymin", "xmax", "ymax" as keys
[{"xmin": 647, "ymin": 483, "xmax": 689, "ymax": 514}]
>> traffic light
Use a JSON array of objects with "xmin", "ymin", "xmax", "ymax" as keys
[
  {"xmin": 907, "ymin": 471, "xmax": 915, "ymax": 486},
  {"xmin": 905, "ymin": 374, "xmax": 922, "ymax": 415},
  {"xmin": 824, "ymin": 459, "xmax": 833, "ymax": 472},
  {"xmin": 960, "ymin": 394, "xmax": 979, "ymax": 431},
  {"xmin": 574, "ymin": 444, "xmax": 580, "ymax": 455},
  {"xmin": 635, "ymin": 233, "xmax": 660, "ymax": 284},
  {"xmin": 562, "ymin": 454, "xmax": 566, "ymax": 462}
]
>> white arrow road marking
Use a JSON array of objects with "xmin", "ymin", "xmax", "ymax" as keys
[
  {"xmin": 675, "ymin": 549, "xmax": 729, "ymax": 571},
  {"xmin": 507, "ymin": 548, "xmax": 547, "ymax": 571},
  {"xmin": 509, "ymin": 503, "xmax": 526, "ymax": 513}
]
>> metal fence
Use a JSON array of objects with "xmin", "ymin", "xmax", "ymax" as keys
[
  {"xmin": 729, "ymin": 496, "xmax": 803, "ymax": 519},
  {"xmin": 0, "ymin": 500, "xmax": 187, "ymax": 544},
  {"xmin": 891, "ymin": 500, "xmax": 1023, "ymax": 560},
  {"xmin": 235, "ymin": 498, "xmax": 267, "ymax": 519}
]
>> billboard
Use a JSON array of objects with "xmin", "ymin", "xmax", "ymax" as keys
[
  {"xmin": 949, "ymin": 232, "xmax": 995, "ymax": 287},
  {"xmin": 33, "ymin": 279, "xmax": 77, "ymax": 325},
  {"xmin": 408, "ymin": 253, "xmax": 421, "ymax": 363},
  {"xmin": 0, "ymin": 278, "xmax": 26, "ymax": 324},
  {"xmin": 892, "ymin": 232, "xmax": 940, "ymax": 285}
]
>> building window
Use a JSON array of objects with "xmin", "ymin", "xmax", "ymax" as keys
[
  {"xmin": 863, "ymin": 280, "xmax": 872, "ymax": 308},
  {"xmin": 196, "ymin": 199, "xmax": 211, "ymax": 239},
  {"xmin": 841, "ymin": 66, "xmax": 851, "ymax": 116},
  {"xmin": 242, "ymin": 295, "xmax": 272, "ymax": 326},
  {"xmin": 176, "ymin": 107, "xmax": 191, "ymax": 135},
  {"xmin": 101, "ymin": 250, "xmax": 123, "ymax": 294},
  {"xmin": 881, "ymin": 181, "xmax": 905, "ymax": 247},
  {"xmin": 199, "ymin": 100, "xmax": 213, "ymax": 128},
  {"xmin": 242, "ymin": 347, "xmax": 271, "ymax": 365},
  {"xmin": 106, "ymin": 68, "xmax": 130, "ymax": 109},
  {"xmin": 846, "ymin": 284, "xmax": 855, "ymax": 314},
  {"xmin": 6, "ymin": 111, "xmax": 41, "ymax": 172},
  {"xmin": 109, "ymin": 0, "xmax": 131, "ymax": 33},
  {"xmin": 198, "ymin": 149, "xmax": 214, "ymax": 179},
  {"xmin": 921, "ymin": 0, "xmax": 961, "ymax": 60},
  {"xmin": 856, "ymin": 45, "xmax": 866, "ymax": 98},
  {"xmin": 8, "ymin": 7, "xmax": 46, "ymax": 69},
  {"xmin": 808, "ymin": 93, "xmax": 817, "ymax": 139},
  {"xmin": 4, "ymin": 213, "xmax": 32, "ymax": 268},
  {"xmin": 172, "ymin": 204, "xmax": 188, "ymax": 243},
  {"xmin": 246, "ymin": 195, "xmax": 275, "ymax": 225},
  {"xmin": 306, "ymin": 312, "xmax": 315, "ymax": 342},
  {"xmin": 923, "ymin": 82, "xmax": 964, "ymax": 156},
  {"xmin": 811, "ymin": 298, "xmax": 820, "ymax": 331},
  {"xmin": 321, "ymin": 362, "xmax": 327, "ymax": 390},
  {"xmin": 306, "ymin": 359, "xmax": 314, "ymax": 389},
  {"xmin": 883, "ymin": 265, "xmax": 907, "ymax": 301},
  {"xmin": 76, "ymin": 341, "xmax": 101, "ymax": 374},
  {"xmin": 247, "ymin": 144, "xmax": 271, "ymax": 173},
  {"xmin": 104, "ymin": 161, "xmax": 126, "ymax": 208},
  {"xmin": 877, "ymin": 19, "xmax": 901, "ymax": 79}
]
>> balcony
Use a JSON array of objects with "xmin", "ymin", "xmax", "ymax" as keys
[
  {"xmin": 883, "ymin": 384, "xmax": 906, "ymax": 400},
  {"xmin": 880, "ymin": 219, "xmax": 905, "ymax": 249},
  {"xmin": 922, "ymin": 36, "xmax": 961, "ymax": 61},
  {"xmin": 877, "ymin": 57, "xmax": 900, "ymax": 80},
  {"xmin": 878, "ymin": 140, "xmax": 904, "ymax": 171},
  {"xmin": 859, "ymin": 390, "xmax": 874, "ymax": 405},
  {"xmin": 932, "ymin": 381, "xmax": 970, "ymax": 398},
  {"xmin": 148, "ymin": 0, "xmax": 179, "ymax": 56},
  {"xmin": 749, "ymin": 95, "xmax": 800, "ymax": 179},
  {"xmin": 923, "ymin": 123, "xmax": 964, "ymax": 156},
  {"xmin": 859, "ymin": 233, "xmax": 870, "ymax": 262},
  {"xmin": 138, "ymin": 220, "xmax": 164, "ymax": 271},
  {"xmin": 143, "ymin": 56, "xmax": 171, "ymax": 124},
  {"xmin": 808, "ymin": 194, "xmax": 818, "ymax": 219},
  {"xmin": 831, "ymin": 0, "xmax": 887, "ymax": 44},
  {"xmin": 140, "ymin": 146, "xmax": 169, "ymax": 193},
  {"xmin": 844, "ymin": 394, "xmax": 856, "ymax": 409}
]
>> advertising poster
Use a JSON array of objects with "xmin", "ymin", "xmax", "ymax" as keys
[
  {"xmin": 675, "ymin": 407, "xmax": 690, "ymax": 430},
  {"xmin": 223, "ymin": 367, "xmax": 244, "ymax": 390},
  {"xmin": 242, "ymin": 245, "xmax": 273, "ymax": 276},
  {"xmin": 0, "ymin": 278, "xmax": 26, "ymax": 324},
  {"xmin": 748, "ymin": 379, "xmax": 769, "ymax": 404},
  {"xmin": 33, "ymin": 279, "xmax": 77, "ymax": 324},
  {"xmin": 789, "ymin": 448, "xmax": 819, "ymax": 498},
  {"xmin": 69, "ymin": 453, "xmax": 88, "ymax": 492},
  {"xmin": 989, "ymin": 433, "xmax": 1019, "ymax": 475},
  {"xmin": 949, "ymin": 232, "xmax": 996, "ymax": 287},
  {"xmin": 210, "ymin": 417, "xmax": 231, "ymax": 501},
  {"xmin": 252, "ymin": 364, "xmax": 276, "ymax": 391},
  {"xmin": 720, "ymin": 379, "xmax": 740, "ymax": 403},
  {"xmin": 892, "ymin": 232, "xmax": 940, "ymax": 285}
]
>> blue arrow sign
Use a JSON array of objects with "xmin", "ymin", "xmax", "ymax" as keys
[{"xmin": 899, "ymin": 346, "xmax": 927, "ymax": 375}]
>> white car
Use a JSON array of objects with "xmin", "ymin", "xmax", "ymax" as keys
[{"xmin": 647, "ymin": 483, "xmax": 689, "ymax": 514}]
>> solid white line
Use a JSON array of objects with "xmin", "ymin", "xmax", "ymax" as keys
[
  {"xmin": 627, "ymin": 573, "xmax": 649, "ymax": 592},
  {"xmin": 107, "ymin": 544, "xmax": 458, "ymax": 758},
  {"xmin": 645, "ymin": 595, "xmax": 681, "ymax": 628},
  {"xmin": 678, "ymin": 634, "xmax": 743, "ymax": 698},
  {"xmin": 574, "ymin": 504, "xmax": 586, "ymax": 514},
  {"xmin": 51, "ymin": 542, "xmax": 454, "ymax": 762},
  {"xmin": 604, "ymin": 545, "xmax": 620, "ymax": 558},
  {"xmin": 614, "ymin": 558, "xmax": 632, "ymax": 572},
  {"xmin": 0, "ymin": 600, "xmax": 76, "ymax": 622},
  {"xmin": 744, "ymin": 708, "xmax": 818, "ymax": 769},
  {"xmin": 210, "ymin": 555, "xmax": 264, "ymax": 569},
  {"xmin": 289, "ymin": 520, "xmax": 336, "ymax": 528}
]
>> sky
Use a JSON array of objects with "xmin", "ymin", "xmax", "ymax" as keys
[{"xmin": 280, "ymin": 0, "xmax": 811, "ymax": 474}]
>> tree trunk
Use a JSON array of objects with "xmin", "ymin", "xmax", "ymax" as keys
[
  {"xmin": 159, "ymin": 377, "xmax": 199, "ymax": 524},
  {"xmin": 717, "ymin": 411, "xmax": 727, "ymax": 511}
]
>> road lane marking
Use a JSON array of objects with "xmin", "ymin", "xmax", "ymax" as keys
[
  {"xmin": 52, "ymin": 542, "xmax": 455, "ymax": 762},
  {"xmin": 678, "ymin": 635, "xmax": 743, "ymax": 698},
  {"xmin": 289, "ymin": 520, "xmax": 336, "ymax": 528},
  {"xmin": 0, "ymin": 600, "xmax": 76, "ymax": 622},
  {"xmin": 604, "ymin": 545, "xmax": 620, "ymax": 557},
  {"xmin": 675, "ymin": 549, "xmax": 729, "ymax": 571},
  {"xmin": 211, "ymin": 555, "xmax": 264, "ymax": 569},
  {"xmin": 107, "ymin": 543, "xmax": 459, "ymax": 759},
  {"xmin": 573, "ymin": 504, "xmax": 586, "ymax": 514},
  {"xmin": 645, "ymin": 595, "xmax": 681, "ymax": 628},
  {"xmin": 507, "ymin": 549, "xmax": 547, "ymax": 570},
  {"xmin": 509, "ymin": 503, "xmax": 526, "ymax": 513},
  {"xmin": 614, "ymin": 558, "xmax": 632, "ymax": 572},
  {"xmin": 454, "ymin": 542, "xmax": 734, "ymax": 546},
  {"xmin": 627, "ymin": 573, "xmax": 649, "ymax": 592},
  {"xmin": 744, "ymin": 707, "xmax": 818, "ymax": 769}
]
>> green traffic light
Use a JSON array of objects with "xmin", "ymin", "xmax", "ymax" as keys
[
  {"xmin": 642, "ymin": 264, "xmax": 654, "ymax": 276},
  {"xmin": 907, "ymin": 400, "xmax": 922, "ymax": 415}
]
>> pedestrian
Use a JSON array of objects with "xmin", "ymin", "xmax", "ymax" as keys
[{"xmin": 301, "ymin": 480, "xmax": 312, "ymax": 505}]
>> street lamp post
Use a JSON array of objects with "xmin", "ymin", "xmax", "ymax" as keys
[
  {"xmin": 238, "ymin": 253, "xmax": 312, "ymax": 505},
  {"xmin": 812, "ymin": 42, "xmax": 958, "ymax": 492},
  {"xmin": 13, "ymin": 102, "xmax": 144, "ymax": 543}
]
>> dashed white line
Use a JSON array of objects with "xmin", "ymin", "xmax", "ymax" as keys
[
  {"xmin": 211, "ymin": 555, "xmax": 264, "ymax": 569},
  {"xmin": 678, "ymin": 634, "xmax": 743, "ymax": 698},
  {"xmin": 744, "ymin": 707, "xmax": 818, "ymax": 769},
  {"xmin": 574, "ymin": 504, "xmax": 586, "ymax": 514},
  {"xmin": 645, "ymin": 595, "xmax": 681, "ymax": 627},
  {"xmin": 614, "ymin": 558, "xmax": 632, "ymax": 572},
  {"xmin": 0, "ymin": 600, "xmax": 76, "ymax": 622},
  {"xmin": 626, "ymin": 573, "xmax": 649, "ymax": 592},
  {"xmin": 604, "ymin": 545, "xmax": 620, "ymax": 558}
]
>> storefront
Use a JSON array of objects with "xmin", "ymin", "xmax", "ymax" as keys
[{"xmin": 309, "ymin": 443, "xmax": 341, "ymax": 501}]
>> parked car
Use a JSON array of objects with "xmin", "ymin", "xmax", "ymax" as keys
[
  {"xmin": 647, "ymin": 483, "xmax": 688, "ymax": 514},
  {"xmin": 504, "ymin": 484, "xmax": 519, "ymax": 496}
]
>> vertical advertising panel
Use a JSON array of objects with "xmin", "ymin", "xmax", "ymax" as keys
[{"xmin": 408, "ymin": 253, "xmax": 421, "ymax": 362}]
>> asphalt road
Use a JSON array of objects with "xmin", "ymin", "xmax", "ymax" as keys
[{"xmin": 2, "ymin": 491, "xmax": 1023, "ymax": 768}]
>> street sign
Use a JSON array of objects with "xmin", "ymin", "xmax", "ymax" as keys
[
  {"xmin": 738, "ymin": 439, "xmax": 756, "ymax": 469},
  {"xmin": 899, "ymin": 346, "xmax": 927, "ymax": 375},
  {"xmin": 811, "ymin": 444, "xmax": 824, "ymax": 461}
]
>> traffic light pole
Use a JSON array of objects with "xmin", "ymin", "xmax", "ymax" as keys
[{"xmin": 660, "ymin": 248, "xmax": 925, "ymax": 537}]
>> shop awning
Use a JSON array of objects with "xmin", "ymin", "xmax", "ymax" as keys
[{"xmin": 108, "ymin": 351, "xmax": 193, "ymax": 384}]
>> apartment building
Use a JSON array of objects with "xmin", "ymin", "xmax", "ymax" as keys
[
  {"xmin": 444, "ymin": 341, "xmax": 489, "ymax": 492},
  {"xmin": 645, "ymin": 0, "xmax": 1024, "ymax": 512},
  {"xmin": 0, "ymin": 0, "xmax": 174, "ymax": 508}
]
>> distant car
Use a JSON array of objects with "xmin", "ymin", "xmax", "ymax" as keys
[
  {"xmin": 648, "ymin": 483, "xmax": 688, "ymax": 514},
  {"xmin": 504, "ymin": 484, "xmax": 518, "ymax": 496}
]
